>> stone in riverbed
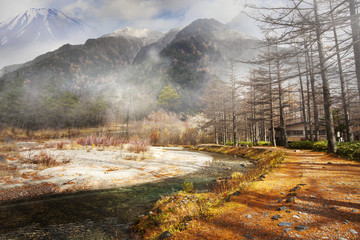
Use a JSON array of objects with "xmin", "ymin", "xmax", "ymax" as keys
[
  {"xmin": 278, "ymin": 222, "xmax": 293, "ymax": 227},
  {"xmin": 245, "ymin": 214, "xmax": 252, "ymax": 219},
  {"xmin": 350, "ymin": 229, "xmax": 358, "ymax": 234},
  {"xmin": 295, "ymin": 225, "xmax": 309, "ymax": 231}
]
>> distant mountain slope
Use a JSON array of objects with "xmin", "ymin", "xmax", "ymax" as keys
[
  {"xmin": 101, "ymin": 27, "xmax": 164, "ymax": 46},
  {"xmin": 0, "ymin": 18, "xmax": 261, "ymax": 113},
  {"xmin": 0, "ymin": 8, "xmax": 94, "ymax": 68},
  {"xmin": 0, "ymin": 36, "xmax": 145, "ymax": 90},
  {"xmin": 158, "ymin": 18, "xmax": 261, "ymax": 110}
]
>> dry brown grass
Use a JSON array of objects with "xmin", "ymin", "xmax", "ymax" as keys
[
  {"xmin": 0, "ymin": 161, "xmax": 18, "ymax": 178},
  {"xmin": 0, "ymin": 142, "xmax": 18, "ymax": 153},
  {"xmin": 21, "ymin": 151, "xmax": 70, "ymax": 169},
  {"xmin": 0, "ymin": 125, "xmax": 123, "ymax": 142}
]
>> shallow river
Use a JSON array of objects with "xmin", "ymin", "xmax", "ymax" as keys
[{"xmin": 0, "ymin": 149, "xmax": 251, "ymax": 239}]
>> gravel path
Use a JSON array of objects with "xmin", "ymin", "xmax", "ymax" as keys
[{"xmin": 173, "ymin": 148, "xmax": 360, "ymax": 240}]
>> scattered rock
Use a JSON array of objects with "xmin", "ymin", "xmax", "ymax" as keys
[
  {"xmin": 295, "ymin": 225, "xmax": 309, "ymax": 232},
  {"xmin": 277, "ymin": 199, "xmax": 283, "ymax": 203},
  {"xmin": 327, "ymin": 162, "xmax": 333, "ymax": 164},
  {"xmin": 245, "ymin": 214, "xmax": 252, "ymax": 219},
  {"xmin": 290, "ymin": 186, "xmax": 301, "ymax": 192},
  {"xmin": 338, "ymin": 238, "xmax": 348, "ymax": 240},
  {"xmin": 286, "ymin": 210, "xmax": 291, "ymax": 213},
  {"xmin": 243, "ymin": 234, "xmax": 253, "ymax": 240},
  {"xmin": 258, "ymin": 174, "xmax": 266, "ymax": 181},
  {"xmin": 232, "ymin": 191, "xmax": 241, "ymax": 196},
  {"xmin": 271, "ymin": 214, "xmax": 282, "ymax": 220},
  {"xmin": 283, "ymin": 228, "xmax": 292, "ymax": 233},
  {"xmin": 280, "ymin": 192, "xmax": 285, "ymax": 195},
  {"xmin": 343, "ymin": 220, "xmax": 350, "ymax": 224},
  {"xmin": 345, "ymin": 197, "xmax": 351, "ymax": 200},
  {"xmin": 286, "ymin": 197, "xmax": 295, "ymax": 203},
  {"xmin": 278, "ymin": 222, "xmax": 293, "ymax": 227},
  {"xmin": 287, "ymin": 193, "xmax": 297, "ymax": 197},
  {"xmin": 278, "ymin": 206, "xmax": 289, "ymax": 211},
  {"xmin": 294, "ymin": 150, "xmax": 300, "ymax": 152},
  {"xmin": 293, "ymin": 215, "xmax": 301, "ymax": 219},
  {"xmin": 351, "ymin": 209, "xmax": 359, "ymax": 213},
  {"xmin": 350, "ymin": 229, "xmax": 358, "ymax": 234},
  {"xmin": 159, "ymin": 231, "xmax": 172, "ymax": 239}
]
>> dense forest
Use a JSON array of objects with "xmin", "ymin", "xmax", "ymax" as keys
[{"xmin": 1, "ymin": 0, "xmax": 360, "ymax": 155}]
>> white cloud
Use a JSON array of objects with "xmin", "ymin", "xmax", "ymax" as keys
[
  {"xmin": 0, "ymin": 0, "xmax": 54, "ymax": 21},
  {"xmin": 0, "ymin": 0, "xmax": 266, "ymax": 37}
]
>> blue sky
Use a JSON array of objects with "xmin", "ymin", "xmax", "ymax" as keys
[{"xmin": 0, "ymin": 0, "xmax": 264, "ymax": 37}]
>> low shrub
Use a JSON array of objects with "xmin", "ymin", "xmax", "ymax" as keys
[
  {"xmin": 238, "ymin": 141, "xmax": 253, "ymax": 147},
  {"xmin": 337, "ymin": 142, "xmax": 360, "ymax": 160},
  {"xmin": 76, "ymin": 135, "xmax": 127, "ymax": 147},
  {"xmin": 288, "ymin": 141, "xmax": 314, "ymax": 149},
  {"xmin": 182, "ymin": 181, "xmax": 194, "ymax": 193},
  {"xmin": 22, "ymin": 151, "xmax": 70, "ymax": 169},
  {"xmin": 312, "ymin": 141, "xmax": 328, "ymax": 152},
  {"xmin": 257, "ymin": 141, "xmax": 272, "ymax": 146},
  {"xmin": 127, "ymin": 138, "xmax": 150, "ymax": 153}
]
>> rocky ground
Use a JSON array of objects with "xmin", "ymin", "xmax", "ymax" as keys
[
  {"xmin": 161, "ymin": 148, "xmax": 360, "ymax": 240},
  {"xmin": 0, "ymin": 145, "xmax": 212, "ymax": 203}
]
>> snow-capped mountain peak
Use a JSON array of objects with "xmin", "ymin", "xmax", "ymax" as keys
[
  {"xmin": 0, "ymin": 8, "xmax": 94, "ymax": 68},
  {"xmin": 0, "ymin": 8, "xmax": 92, "ymax": 46},
  {"xmin": 101, "ymin": 27, "xmax": 164, "ymax": 45}
]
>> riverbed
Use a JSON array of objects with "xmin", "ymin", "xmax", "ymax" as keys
[{"xmin": 0, "ymin": 147, "xmax": 252, "ymax": 239}]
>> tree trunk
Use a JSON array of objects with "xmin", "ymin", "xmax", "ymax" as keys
[
  {"xmin": 268, "ymin": 46, "xmax": 277, "ymax": 147},
  {"xmin": 297, "ymin": 57, "xmax": 308, "ymax": 140},
  {"xmin": 230, "ymin": 60, "xmax": 237, "ymax": 146},
  {"xmin": 304, "ymin": 49, "xmax": 313, "ymax": 141},
  {"xmin": 348, "ymin": 0, "xmax": 360, "ymax": 101},
  {"xmin": 276, "ymin": 44, "xmax": 288, "ymax": 147},
  {"xmin": 331, "ymin": 1, "xmax": 352, "ymax": 141},
  {"xmin": 313, "ymin": 0, "xmax": 337, "ymax": 153},
  {"xmin": 308, "ymin": 43, "xmax": 320, "ymax": 141}
]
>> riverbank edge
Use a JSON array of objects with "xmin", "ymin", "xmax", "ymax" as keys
[{"xmin": 131, "ymin": 145, "xmax": 285, "ymax": 239}]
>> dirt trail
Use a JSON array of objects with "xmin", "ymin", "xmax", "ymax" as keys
[{"xmin": 173, "ymin": 148, "xmax": 360, "ymax": 240}]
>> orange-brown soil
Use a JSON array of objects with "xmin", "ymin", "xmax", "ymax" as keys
[{"xmin": 164, "ymin": 148, "xmax": 360, "ymax": 239}]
